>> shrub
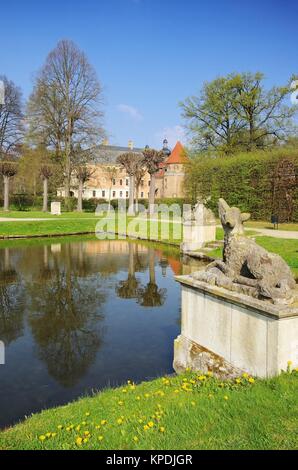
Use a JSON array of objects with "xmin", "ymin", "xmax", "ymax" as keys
[{"xmin": 185, "ymin": 148, "xmax": 298, "ymax": 222}]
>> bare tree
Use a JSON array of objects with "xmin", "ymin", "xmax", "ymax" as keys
[
  {"xmin": 0, "ymin": 161, "xmax": 18, "ymax": 211},
  {"xmin": 134, "ymin": 165, "xmax": 146, "ymax": 213},
  {"xmin": 27, "ymin": 40, "xmax": 105, "ymax": 202},
  {"xmin": 75, "ymin": 166, "xmax": 94, "ymax": 212},
  {"xmin": 40, "ymin": 165, "xmax": 53, "ymax": 212},
  {"xmin": 0, "ymin": 76, "xmax": 24, "ymax": 157},
  {"xmin": 142, "ymin": 148, "xmax": 165, "ymax": 216},
  {"xmin": 117, "ymin": 152, "xmax": 143, "ymax": 216}
]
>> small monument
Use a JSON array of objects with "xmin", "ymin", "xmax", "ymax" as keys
[
  {"xmin": 174, "ymin": 198, "xmax": 298, "ymax": 378},
  {"xmin": 180, "ymin": 199, "xmax": 216, "ymax": 253},
  {"xmin": 51, "ymin": 201, "xmax": 61, "ymax": 216}
]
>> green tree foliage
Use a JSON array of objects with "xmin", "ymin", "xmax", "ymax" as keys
[
  {"xmin": 184, "ymin": 148, "xmax": 298, "ymax": 222},
  {"xmin": 181, "ymin": 72, "xmax": 297, "ymax": 154}
]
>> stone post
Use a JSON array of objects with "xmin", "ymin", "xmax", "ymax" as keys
[{"xmin": 180, "ymin": 202, "xmax": 216, "ymax": 253}]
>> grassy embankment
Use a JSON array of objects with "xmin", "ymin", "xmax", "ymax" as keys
[
  {"xmin": 1, "ymin": 368, "xmax": 297, "ymax": 450},
  {"xmin": 0, "ymin": 212, "xmax": 297, "ymax": 276}
]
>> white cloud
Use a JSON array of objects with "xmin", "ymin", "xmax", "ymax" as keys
[
  {"xmin": 154, "ymin": 125, "xmax": 186, "ymax": 149},
  {"xmin": 117, "ymin": 104, "xmax": 143, "ymax": 122}
]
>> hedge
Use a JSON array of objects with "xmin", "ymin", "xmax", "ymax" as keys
[{"xmin": 184, "ymin": 148, "xmax": 298, "ymax": 222}]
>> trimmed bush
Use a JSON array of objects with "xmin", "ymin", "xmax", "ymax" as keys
[{"xmin": 185, "ymin": 148, "xmax": 298, "ymax": 222}]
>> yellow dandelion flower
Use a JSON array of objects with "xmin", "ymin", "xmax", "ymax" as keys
[
  {"xmin": 85, "ymin": 412, "xmax": 90, "ymax": 417},
  {"xmin": 101, "ymin": 420, "xmax": 107, "ymax": 425},
  {"xmin": 83, "ymin": 438, "xmax": 89, "ymax": 444},
  {"xmin": 190, "ymin": 379, "xmax": 196, "ymax": 384},
  {"xmin": 46, "ymin": 433, "xmax": 51, "ymax": 438},
  {"xmin": 144, "ymin": 393, "xmax": 150, "ymax": 398},
  {"xmin": 51, "ymin": 433, "xmax": 57, "ymax": 438},
  {"xmin": 288, "ymin": 360, "xmax": 293, "ymax": 366},
  {"xmin": 84, "ymin": 431, "xmax": 90, "ymax": 436},
  {"xmin": 148, "ymin": 421, "xmax": 154, "ymax": 428},
  {"xmin": 122, "ymin": 389, "xmax": 127, "ymax": 393},
  {"xmin": 95, "ymin": 425, "xmax": 101, "ymax": 430},
  {"xmin": 248, "ymin": 377, "xmax": 255, "ymax": 384},
  {"xmin": 98, "ymin": 435, "xmax": 104, "ymax": 441},
  {"xmin": 39, "ymin": 435, "xmax": 46, "ymax": 442},
  {"xmin": 224, "ymin": 395, "xmax": 229, "ymax": 400},
  {"xmin": 243, "ymin": 373, "xmax": 248, "ymax": 378},
  {"xmin": 198, "ymin": 375, "xmax": 206, "ymax": 381},
  {"xmin": 136, "ymin": 396, "xmax": 141, "ymax": 401},
  {"xmin": 207, "ymin": 371, "xmax": 213, "ymax": 377},
  {"xmin": 57, "ymin": 425, "xmax": 63, "ymax": 430},
  {"xmin": 76, "ymin": 425, "xmax": 81, "ymax": 432},
  {"xmin": 76, "ymin": 437, "xmax": 83, "ymax": 446},
  {"xmin": 117, "ymin": 418, "xmax": 123, "ymax": 425},
  {"xmin": 174, "ymin": 389, "xmax": 179, "ymax": 394},
  {"xmin": 159, "ymin": 427, "xmax": 165, "ymax": 433},
  {"xmin": 143, "ymin": 425, "xmax": 149, "ymax": 431},
  {"xmin": 81, "ymin": 421, "xmax": 87, "ymax": 426},
  {"xmin": 235, "ymin": 378, "xmax": 241, "ymax": 384},
  {"xmin": 182, "ymin": 378, "xmax": 188, "ymax": 383},
  {"xmin": 118, "ymin": 401, "xmax": 124, "ymax": 406},
  {"xmin": 133, "ymin": 436, "xmax": 139, "ymax": 442}
]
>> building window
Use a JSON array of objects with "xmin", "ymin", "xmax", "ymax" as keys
[
  {"xmin": 120, "ymin": 191, "xmax": 123, "ymax": 198},
  {"xmin": 148, "ymin": 181, "xmax": 150, "ymax": 186},
  {"xmin": 112, "ymin": 191, "xmax": 116, "ymax": 198},
  {"xmin": 120, "ymin": 179, "xmax": 123, "ymax": 186},
  {"xmin": 93, "ymin": 191, "xmax": 96, "ymax": 198},
  {"xmin": 102, "ymin": 190, "xmax": 105, "ymax": 198},
  {"xmin": 141, "ymin": 180, "xmax": 144, "ymax": 187},
  {"xmin": 113, "ymin": 179, "xmax": 116, "ymax": 185},
  {"xmin": 126, "ymin": 179, "xmax": 129, "ymax": 186},
  {"xmin": 126, "ymin": 191, "xmax": 129, "ymax": 198},
  {"xmin": 141, "ymin": 192, "xmax": 144, "ymax": 198}
]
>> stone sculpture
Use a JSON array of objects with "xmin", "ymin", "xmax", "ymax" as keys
[{"xmin": 192, "ymin": 198, "xmax": 297, "ymax": 304}]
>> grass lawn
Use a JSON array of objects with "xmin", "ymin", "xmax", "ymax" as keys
[{"xmin": 1, "ymin": 369, "xmax": 297, "ymax": 450}]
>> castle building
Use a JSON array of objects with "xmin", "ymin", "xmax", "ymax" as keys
[{"xmin": 62, "ymin": 139, "xmax": 189, "ymax": 201}]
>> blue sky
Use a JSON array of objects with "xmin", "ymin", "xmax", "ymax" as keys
[{"xmin": 1, "ymin": 0, "xmax": 297, "ymax": 148}]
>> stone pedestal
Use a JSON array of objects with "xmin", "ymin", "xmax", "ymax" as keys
[
  {"xmin": 174, "ymin": 275, "xmax": 298, "ymax": 378},
  {"xmin": 181, "ymin": 203, "xmax": 216, "ymax": 253},
  {"xmin": 51, "ymin": 201, "xmax": 61, "ymax": 216}
]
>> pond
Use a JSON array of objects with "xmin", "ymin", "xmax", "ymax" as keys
[{"xmin": 0, "ymin": 236, "xmax": 204, "ymax": 429}]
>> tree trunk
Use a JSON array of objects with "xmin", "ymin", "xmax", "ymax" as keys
[
  {"xmin": 135, "ymin": 184, "xmax": 139, "ymax": 214},
  {"xmin": 3, "ymin": 176, "xmax": 9, "ymax": 212},
  {"xmin": 128, "ymin": 175, "xmax": 135, "ymax": 216},
  {"xmin": 108, "ymin": 187, "xmax": 112, "ymax": 214},
  {"xmin": 148, "ymin": 248, "xmax": 156, "ymax": 284},
  {"xmin": 77, "ymin": 179, "xmax": 83, "ymax": 212},
  {"xmin": 148, "ymin": 173, "xmax": 156, "ymax": 216},
  {"xmin": 42, "ymin": 178, "xmax": 48, "ymax": 212}
]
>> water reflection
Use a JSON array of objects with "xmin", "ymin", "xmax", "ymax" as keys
[
  {"xmin": 137, "ymin": 248, "xmax": 167, "ymax": 307},
  {"xmin": 27, "ymin": 248, "xmax": 106, "ymax": 387},
  {"xmin": 0, "ymin": 239, "xmax": 205, "ymax": 428}
]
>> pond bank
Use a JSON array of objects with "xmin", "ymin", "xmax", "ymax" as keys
[{"xmin": 1, "ymin": 368, "xmax": 297, "ymax": 450}]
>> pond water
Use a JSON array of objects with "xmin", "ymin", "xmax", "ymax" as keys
[{"xmin": 0, "ymin": 237, "xmax": 204, "ymax": 428}]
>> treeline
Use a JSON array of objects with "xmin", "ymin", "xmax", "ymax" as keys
[{"xmin": 184, "ymin": 148, "xmax": 298, "ymax": 222}]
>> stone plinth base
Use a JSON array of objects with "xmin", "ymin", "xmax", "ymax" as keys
[
  {"xmin": 51, "ymin": 201, "xmax": 61, "ymax": 216},
  {"xmin": 180, "ymin": 223, "xmax": 216, "ymax": 253},
  {"xmin": 174, "ymin": 275, "xmax": 298, "ymax": 378}
]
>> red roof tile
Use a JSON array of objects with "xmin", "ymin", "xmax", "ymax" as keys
[{"xmin": 165, "ymin": 141, "xmax": 189, "ymax": 165}]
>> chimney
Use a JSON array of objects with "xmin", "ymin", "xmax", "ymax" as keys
[{"xmin": 128, "ymin": 140, "xmax": 134, "ymax": 150}]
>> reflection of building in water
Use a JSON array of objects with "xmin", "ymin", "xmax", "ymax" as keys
[{"xmin": 83, "ymin": 240, "xmax": 148, "ymax": 255}]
